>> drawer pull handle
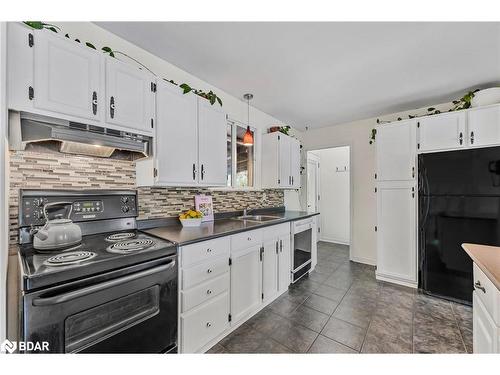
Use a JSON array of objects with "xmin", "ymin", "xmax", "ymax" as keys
[
  {"xmin": 206, "ymin": 248, "xmax": 212, "ymax": 253},
  {"xmin": 247, "ymin": 237, "xmax": 251, "ymax": 241},
  {"xmin": 207, "ymin": 269, "xmax": 213, "ymax": 274},
  {"xmin": 474, "ymin": 281, "xmax": 486, "ymax": 293},
  {"xmin": 206, "ymin": 322, "xmax": 212, "ymax": 328},
  {"xmin": 206, "ymin": 289, "xmax": 212, "ymax": 295}
]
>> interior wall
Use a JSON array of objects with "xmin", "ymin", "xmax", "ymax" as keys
[
  {"xmin": 301, "ymin": 101, "xmax": 453, "ymax": 265},
  {"xmin": 316, "ymin": 146, "xmax": 350, "ymax": 245}
]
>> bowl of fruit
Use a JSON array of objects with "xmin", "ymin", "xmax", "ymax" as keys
[{"xmin": 179, "ymin": 210, "xmax": 204, "ymax": 227}]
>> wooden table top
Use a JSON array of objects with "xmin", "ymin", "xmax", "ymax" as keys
[{"xmin": 462, "ymin": 243, "xmax": 500, "ymax": 291}]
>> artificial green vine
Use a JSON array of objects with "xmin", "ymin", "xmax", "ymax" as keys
[
  {"xmin": 370, "ymin": 89, "xmax": 481, "ymax": 144},
  {"xmin": 23, "ymin": 21, "xmax": 223, "ymax": 107}
]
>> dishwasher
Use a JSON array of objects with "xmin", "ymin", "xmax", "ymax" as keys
[{"xmin": 291, "ymin": 218, "xmax": 314, "ymax": 283}]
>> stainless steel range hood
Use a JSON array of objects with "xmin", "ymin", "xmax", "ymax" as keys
[{"xmin": 9, "ymin": 112, "xmax": 151, "ymax": 159}]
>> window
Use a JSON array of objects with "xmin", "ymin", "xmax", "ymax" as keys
[{"xmin": 226, "ymin": 121, "xmax": 255, "ymax": 188}]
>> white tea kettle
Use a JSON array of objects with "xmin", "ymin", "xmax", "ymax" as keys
[{"xmin": 33, "ymin": 201, "xmax": 82, "ymax": 250}]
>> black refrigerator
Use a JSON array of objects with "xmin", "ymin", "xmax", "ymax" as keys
[{"xmin": 419, "ymin": 146, "xmax": 500, "ymax": 305}]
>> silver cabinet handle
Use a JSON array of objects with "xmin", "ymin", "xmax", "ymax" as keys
[
  {"xmin": 207, "ymin": 269, "xmax": 213, "ymax": 274},
  {"xmin": 412, "ymin": 166, "xmax": 415, "ymax": 178},
  {"xmin": 92, "ymin": 91, "xmax": 98, "ymax": 115},
  {"xmin": 201, "ymin": 164, "xmax": 205, "ymax": 180},
  {"xmin": 459, "ymin": 132, "xmax": 463, "ymax": 145},
  {"xmin": 470, "ymin": 131, "xmax": 475, "ymax": 145},
  {"xmin": 206, "ymin": 322, "xmax": 212, "ymax": 327},
  {"xmin": 247, "ymin": 237, "xmax": 252, "ymax": 241},
  {"xmin": 192, "ymin": 163, "xmax": 196, "ymax": 180},
  {"xmin": 110, "ymin": 96, "xmax": 115, "ymax": 118},
  {"xmin": 206, "ymin": 248, "xmax": 212, "ymax": 253},
  {"xmin": 206, "ymin": 289, "xmax": 212, "ymax": 295},
  {"xmin": 280, "ymin": 239, "xmax": 283, "ymax": 252},
  {"xmin": 474, "ymin": 281, "xmax": 486, "ymax": 293}
]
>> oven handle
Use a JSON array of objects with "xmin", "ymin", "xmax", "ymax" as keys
[{"xmin": 32, "ymin": 260, "xmax": 176, "ymax": 307}]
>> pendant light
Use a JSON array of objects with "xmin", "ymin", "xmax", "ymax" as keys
[{"xmin": 243, "ymin": 93, "xmax": 254, "ymax": 146}]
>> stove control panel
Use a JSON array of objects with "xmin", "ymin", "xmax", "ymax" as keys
[{"xmin": 19, "ymin": 190, "xmax": 138, "ymax": 228}]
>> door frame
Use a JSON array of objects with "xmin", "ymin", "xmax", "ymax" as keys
[
  {"xmin": 306, "ymin": 144, "xmax": 353, "ymax": 260},
  {"xmin": 306, "ymin": 152, "xmax": 320, "ymax": 213}
]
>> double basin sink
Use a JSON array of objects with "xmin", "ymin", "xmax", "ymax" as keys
[{"xmin": 233, "ymin": 215, "xmax": 282, "ymax": 223}]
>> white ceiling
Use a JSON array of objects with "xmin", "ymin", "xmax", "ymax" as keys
[{"xmin": 96, "ymin": 22, "xmax": 500, "ymax": 130}]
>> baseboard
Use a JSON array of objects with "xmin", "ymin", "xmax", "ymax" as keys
[
  {"xmin": 375, "ymin": 272, "xmax": 418, "ymax": 289},
  {"xmin": 350, "ymin": 255, "xmax": 376, "ymax": 266},
  {"xmin": 319, "ymin": 237, "xmax": 350, "ymax": 246}
]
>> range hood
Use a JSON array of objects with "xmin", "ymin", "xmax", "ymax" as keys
[{"xmin": 9, "ymin": 112, "xmax": 151, "ymax": 159}]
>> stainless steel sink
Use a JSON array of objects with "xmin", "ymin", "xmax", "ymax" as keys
[{"xmin": 234, "ymin": 215, "xmax": 281, "ymax": 222}]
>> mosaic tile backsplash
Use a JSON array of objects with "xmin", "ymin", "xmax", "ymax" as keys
[{"xmin": 9, "ymin": 150, "xmax": 284, "ymax": 244}]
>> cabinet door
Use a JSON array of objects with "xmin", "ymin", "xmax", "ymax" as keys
[
  {"xmin": 278, "ymin": 234, "xmax": 291, "ymax": 294},
  {"xmin": 262, "ymin": 239, "xmax": 279, "ymax": 302},
  {"xmin": 468, "ymin": 105, "xmax": 500, "ymax": 148},
  {"xmin": 278, "ymin": 135, "xmax": 291, "ymax": 187},
  {"xmin": 105, "ymin": 57, "xmax": 154, "ymax": 134},
  {"xmin": 33, "ymin": 30, "xmax": 102, "ymax": 121},
  {"xmin": 376, "ymin": 181, "xmax": 417, "ymax": 283},
  {"xmin": 376, "ymin": 120, "xmax": 416, "ymax": 181},
  {"xmin": 290, "ymin": 138, "xmax": 301, "ymax": 188},
  {"xmin": 418, "ymin": 112, "xmax": 466, "ymax": 152},
  {"xmin": 230, "ymin": 246, "xmax": 262, "ymax": 324},
  {"xmin": 473, "ymin": 292, "xmax": 497, "ymax": 353},
  {"xmin": 198, "ymin": 99, "xmax": 227, "ymax": 186},
  {"xmin": 155, "ymin": 82, "xmax": 198, "ymax": 186}
]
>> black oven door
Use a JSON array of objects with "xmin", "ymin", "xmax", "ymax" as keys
[{"xmin": 22, "ymin": 256, "xmax": 177, "ymax": 353}]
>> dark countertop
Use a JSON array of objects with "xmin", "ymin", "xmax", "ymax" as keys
[{"xmin": 142, "ymin": 210, "xmax": 319, "ymax": 246}]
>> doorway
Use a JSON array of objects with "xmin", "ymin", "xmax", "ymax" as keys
[{"xmin": 307, "ymin": 146, "xmax": 351, "ymax": 246}]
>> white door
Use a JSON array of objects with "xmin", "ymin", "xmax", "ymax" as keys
[
  {"xmin": 418, "ymin": 112, "xmax": 466, "ymax": 152},
  {"xmin": 155, "ymin": 81, "xmax": 198, "ymax": 186},
  {"xmin": 307, "ymin": 153, "xmax": 320, "ymax": 213},
  {"xmin": 376, "ymin": 181, "xmax": 417, "ymax": 283},
  {"xmin": 376, "ymin": 120, "xmax": 416, "ymax": 181},
  {"xmin": 262, "ymin": 239, "xmax": 279, "ymax": 302},
  {"xmin": 33, "ymin": 30, "xmax": 102, "ymax": 121},
  {"xmin": 290, "ymin": 138, "xmax": 301, "ymax": 188},
  {"xmin": 473, "ymin": 292, "xmax": 497, "ymax": 353},
  {"xmin": 278, "ymin": 135, "xmax": 291, "ymax": 187},
  {"xmin": 230, "ymin": 245, "xmax": 262, "ymax": 324},
  {"xmin": 467, "ymin": 105, "xmax": 500, "ymax": 148},
  {"xmin": 105, "ymin": 57, "xmax": 154, "ymax": 134},
  {"xmin": 198, "ymin": 99, "xmax": 227, "ymax": 186},
  {"xmin": 278, "ymin": 234, "xmax": 291, "ymax": 293}
]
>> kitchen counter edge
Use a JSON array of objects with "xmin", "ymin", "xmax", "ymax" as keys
[{"xmin": 462, "ymin": 243, "xmax": 500, "ymax": 291}]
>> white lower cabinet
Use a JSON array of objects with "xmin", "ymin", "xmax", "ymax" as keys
[
  {"xmin": 473, "ymin": 292, "xmax": 497, "ymax": 353},
  {"xmin": 230, "ymin": 245, "xmax": 262, "ymax": 324},
  {"xmin": 375, "ymin": 181, "xmax": 417, "ymax": 287},
  {"xmin": 181, "ymin": 292, "xmax": 230, "ymax": 354},
  {"xmin": 178, "ymin": 221, "xmax": 300, "ymax": 353},
  {"xmin": 471, "ymin": 263, "xmax": 500, "ymax": 353}
]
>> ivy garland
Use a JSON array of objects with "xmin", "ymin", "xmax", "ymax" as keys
[
  {"xmin": 369, "ymin": 89, "xmax": 481, "ymax": 144},
  {"xmin": 23, "ymin": 21, "xmax": 223, "ymax": 106}
]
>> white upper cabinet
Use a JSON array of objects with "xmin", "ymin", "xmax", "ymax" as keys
[
  {"xmin": 105, "ymin": 56, "xmax": 155, "ymax": 134},
  {"xmin": 290, "ymin": 137, "xmax": 301, "ymax": 188},
  {"xmin": 467, "ymin": 105, "xmax": 500, "ymax": 148},
  {"xmin": 376, "ymin": 181, "xmax": 417, "ymax": 286},
  {"xmin": 262, "ymin": 132, "xmax": 301, "ymax": 189},
  {"xmin": 418, "ymin": 111, "xmax": 466, "ymax": 152},
  {"xmin": 198, "ymin": 99, "xmax": 227, "ymax": 186},
  {"xmin": 376, "ymin": 119, "xmax": 416, "ymax": 181},
  {"xmin": 154, "ymin": 82, "xmax": 198, "ymax": 186},
  {"xmin": 33, "ymin": 29, "xmax": 103, "ymax": 121}
]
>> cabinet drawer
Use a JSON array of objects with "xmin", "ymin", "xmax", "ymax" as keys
[
  {"xmin": 181, "ymin": 237, "xmax": 230, "ymax": 267},
  {"xmin": 473, "ymin": 263, "xmax": 500, "ymax": 325},
  {"xmin": 231, "ymin": 229, "xmax": 263, "ymax": 253},
  {"xmin": 181, "ymin": 272, "xmax": 230, "ymax": 312},
  {"xmin": 181, "ymin": 291, "xmax": 230, "ymax": 353},
  {"xmin": 263, "ymin": 223, "xmax": 290, "ymax": 241},
  {"xmin": 182, "ymin": 256, "xmax": 229, "ymax": 289}
]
